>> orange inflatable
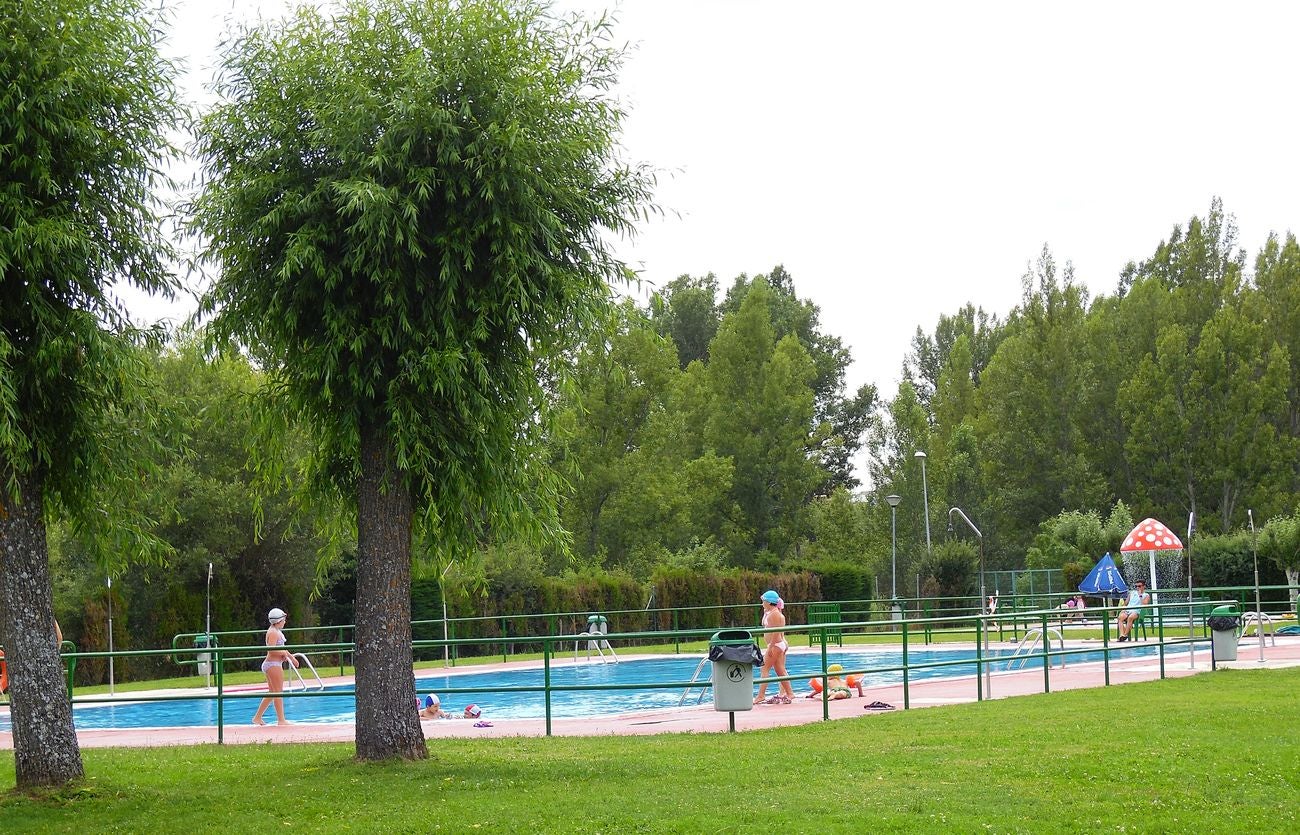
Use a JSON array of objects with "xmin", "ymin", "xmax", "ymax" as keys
[{"xmin": 808, "ymin": 664, "xmax": 860, "ymax": 693}]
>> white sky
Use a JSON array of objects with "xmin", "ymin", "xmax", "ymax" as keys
[{"xmin": 148, "ymin": 0, "xmax": 1300, "ymax": 401}]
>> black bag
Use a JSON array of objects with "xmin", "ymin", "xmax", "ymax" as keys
[{"xmin": 708, "ymin": 643, "xmax": 764, "ymax": 665}]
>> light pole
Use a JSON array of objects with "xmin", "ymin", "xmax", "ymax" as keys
[
  {"xmin": 205, "ymin": 562, "xmax": 213, "ymax": 689},
  {"xmin": 948, "ymin": 506, "xmax": 988, "ymax": 696},
  {"xmin": 106, "ymin": 575, "xmax": 115, "ymax": 695},
  {"xmin": 886, "ymin": 494, "xmax": 902, "ymax": 603},
  {"xmin": 440, "ymin": 560, "xmax": 455, "ymax": 668},
  {"xmin": 914, "ymin": 450, "xmax": 931, "ymax": 553},
  {"xmin": 1249, "ymin": 510, "xmax": 1265, "ymax": 663},
  {"xmin": 1186, "ymin": 512, "xmax": 1196, "ymax": 669}
]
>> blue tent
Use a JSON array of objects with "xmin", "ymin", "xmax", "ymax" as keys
[{"xmin": 1078, "ymin": 552, "xmax": 1128, "ymax": 598}]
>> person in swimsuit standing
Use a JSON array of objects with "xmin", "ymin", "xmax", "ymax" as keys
[
  {"xmin": 753, "ymin": 590, "xmax": 795, "ymax": 704},
  {"xmin": 252, "ymin": 607, "xmax": 298, "ymax": 726}
]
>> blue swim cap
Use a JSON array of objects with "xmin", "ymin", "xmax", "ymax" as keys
[{"xmin": 761, "ymin": 590, "xmax": 780, "ymax": 604}]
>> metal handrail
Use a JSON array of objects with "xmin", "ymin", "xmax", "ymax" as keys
[{"xmin": 287, "ymin": 653, "xmax": 324, "ymax": 691}]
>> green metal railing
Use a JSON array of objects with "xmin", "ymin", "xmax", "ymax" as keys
[{"xmin": 42, "ymin": 594, "xmax": 1272, "ymax": 743}]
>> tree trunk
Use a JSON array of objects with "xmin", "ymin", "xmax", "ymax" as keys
[
  {"xmin": 0, "ymin": 465, "xmax": 84, "ymax": 787},
  {"xmin": 353, "ymin": 415, "xmax": 427, "ymax": 761}
]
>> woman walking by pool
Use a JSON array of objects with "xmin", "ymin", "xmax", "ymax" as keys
[
  {"xmin": 252, "ymin": 607, "xmax": 297, "ymax": 726},
  {"xmin": 754, "ymin": 590, "xmax": 795, "ymax": 704}
]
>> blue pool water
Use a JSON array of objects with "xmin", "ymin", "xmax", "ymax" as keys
[{"xmin": 1, "ymin": 643, "xmax": 1170, "ymax": 731}]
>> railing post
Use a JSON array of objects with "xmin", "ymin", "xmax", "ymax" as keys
[
  {"xmin": 1102, "ymin": 608, "xmax": 1112, "ymax": 686},
  {"xmin": 819, "ymin": 628, "xmax": 829, "ymax": 722},
  {"xmin": 901, "ymin": 619, "xmax": 910, "ymax": 710},
  {"xmin": 216, "ymin": 646, "xmax": 225, "ymax": 745},
  {"xmin": 543, "ymin": 638, "xmax": 552, "ymax": 738},
  {"xmin": 1041, "ymin": 611, "xmax": 1051, "ymax": 694},
  {"xmin": 1157, "ymin": 604, "xmax": 1166, "ymax": 679}
]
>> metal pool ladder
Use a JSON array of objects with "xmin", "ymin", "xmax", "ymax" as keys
[
  {"xmin": 678, "ymin": 657, "xmax": 711, "ymax": 706},
  {"xmin": 1006, "ymin": 627, "xmax": 1066, "ymax": 671},
  {"xmin": 287, "ymin": 653, "xmax": 325, "ymax": 690}
]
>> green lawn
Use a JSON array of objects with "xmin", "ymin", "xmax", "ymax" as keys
[{"xmin": 4, "ymin": 667, "xmax": 1298, "ymax": 833}]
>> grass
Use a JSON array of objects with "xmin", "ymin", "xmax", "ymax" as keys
[{"xmin": 3, "ymin": 668, "xmax": 1298, "ymax": 833}]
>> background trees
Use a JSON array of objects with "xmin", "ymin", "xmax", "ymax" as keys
[{"xmin": 869, "ymin": 200, "xmax": 1298, "ymax": 586}]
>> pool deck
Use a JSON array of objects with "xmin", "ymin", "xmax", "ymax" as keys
[{"xmin": 4, "ymin": 634, "xmax": 1299, "ymax": 750}]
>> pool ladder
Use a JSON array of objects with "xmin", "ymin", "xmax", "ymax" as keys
[
  {"xmin": 1005, "ymin": 627, "xmax": 1066, "ymax": 671},
  {"xmin": 286, "ymin": 653, "xmax": 325, "ymax": 690},
  {"xmin": 678, "ymin": 657, "xmax": 711, "ymax": 706}
]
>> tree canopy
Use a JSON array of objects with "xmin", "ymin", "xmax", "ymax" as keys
[
  {"xmin": 0, "ymin": 0, "xmax": 181, "ymax": 787},
  {"xmin": 190, "ymin": 0, "xmax": 655, "ymax": 761}
]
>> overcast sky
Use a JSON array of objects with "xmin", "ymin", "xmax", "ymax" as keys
[{"xmin": 150, "ymin": 0, "xmax": 1300, "ymax": 400}]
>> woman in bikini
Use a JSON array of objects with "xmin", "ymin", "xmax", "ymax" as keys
[
  {"xmin": 753, "ymin": 590, "xmax": 795, "ymax": 704},
  {"xmin": 252, "ymin": 607, "xmax": 298, "ymax": 726}
]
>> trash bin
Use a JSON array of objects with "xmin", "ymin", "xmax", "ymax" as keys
[
  {"xmin": 708, "ymin": 630, "xmax": 763, "ymax": 712},
  {"xmin": 891, "ymin": 599, "xmax": 903, "ymax": 622},
  {"xmin": 586, "ymin": 615, "xmax": 608, "ymax": 649},
  {"xmin": 1208, "ymin": 605, "xmax": 1240, "ymax": 662},
  {"xmin": 194, "ymin": 634, "xmax": 216, "ymax": 676}
]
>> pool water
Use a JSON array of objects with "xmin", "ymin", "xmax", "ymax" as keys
[{"xmin": 0, "ymin": 643, "xmax": 1168, "ymax": 731}]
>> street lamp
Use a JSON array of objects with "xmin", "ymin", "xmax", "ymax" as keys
[
  {"xmin": 914, "ymin": 450, "xmax": 931, "ymax": 553},
  {"xmin": 107, "ymin": 575, "xmax": 115, "ymax": 695},
  {"xmin": 948, "ymin": 506, "xmax": 989, "ymax": 696},
  {"xmin": 1249, "ymin": 510, "xmax": 1265, "ymax": 663},
  {"xmin": 885, "ymin": 494, "xmax": 902, "ymax": 601}
]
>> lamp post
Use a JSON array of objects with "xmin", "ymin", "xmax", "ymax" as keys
[
  {"xmin": 440, "ymin": 560, "xmax": 455, "ymax": 668},
  {"xmin": 914, "ymin": 450, "xmax": 931, "ymax": 553},
  {"xmin": 205, "ymin": 562, "xmax": 213, "ymax": 689},
  {"xmin": 1186, "ymin": 513, "xmax": 1196, "ymax": 669},
  {"xmin": 886, "ymin": 494, "xmax": 902, "ymax": 604},
  {"xmin": 1249, "ymin": 510, "xmax": 1265, "ymax": 663},
  {"xmin": 948, "ymin": 506, "xmax": 988, "ymax": 696},
  {"xmin": 106, "ymin": 575, "xmax": 115, "ymax": 695}
]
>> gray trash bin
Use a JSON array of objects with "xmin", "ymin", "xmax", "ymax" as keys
[
  {"xmin": 708, "ymin": 630, "xmax": 763, "ymax": 712},
  {"xmin": 1208, "ymin": 605, "xmax": 1240, "ymax": 662}
]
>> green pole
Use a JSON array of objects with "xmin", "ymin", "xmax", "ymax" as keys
[{"xmin": 216, "ymin": 646, "xmax": 224, "ymax": 745}]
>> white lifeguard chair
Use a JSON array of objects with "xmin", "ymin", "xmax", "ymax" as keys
[{"xmin": 574, "ymin": 614, "xmax": 619, "ymax": 663}]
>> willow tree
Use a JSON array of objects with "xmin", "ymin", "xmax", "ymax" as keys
[
  {"xmin": 0, "ymin": 0, "xmax": 179, "ymax": 787},
  {"xmin": 191, "ymin": 0, "xmax": 653, "ymax": 761}
]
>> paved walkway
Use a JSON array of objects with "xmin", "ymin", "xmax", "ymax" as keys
[{"xmin": 4, "ymin": 635, "xmax": 1298, "ymax": 749}]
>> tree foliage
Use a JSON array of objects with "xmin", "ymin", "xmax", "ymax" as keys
[
  {"xmin": 869, "ymin": 199, "xmax": 1299, "ymax": 578},
  {"xmin": 190, "ymin": 0, "xmax": 654, "ymax": 761},
  {"xmin": 0, "ymin": 0, "xmax": 180, "ymax": 788}
]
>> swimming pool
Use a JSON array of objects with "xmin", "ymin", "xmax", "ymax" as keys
[{"xmin": 0, "ymin": 643, "xmax": 1168, "ymax": 731}]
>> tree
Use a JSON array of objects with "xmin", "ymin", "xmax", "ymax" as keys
[
  {"xmin": 0, "ymin": 0, "xmax": 179, "ymax": 787},
  {"xmin": 974, "ymin": 248, "xmax": 1104, "ymax": 558},
  {"xmin": 1258, "ymin": 515, "xmax": 1300, "ymax": 612},
  {"xmin": 721, "ymin": 266, "xmax": 877, "ymax": 491},
  {"xmin": 190, "ymin": 0, "xmax": 653, "ymax": 761},
  {"xmin": 650, "ymin": 274, "xmax": 720, "ymax": 369},
  {"xmin": 703, "ymin": 282, "xmax": 825, "ymax": 563}
]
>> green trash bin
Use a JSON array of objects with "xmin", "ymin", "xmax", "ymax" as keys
[
  {"xmin": 708, "ymin": 630, "xmax": 762, "ymax": 712},
  {"xmin": 1208, "ymin": 605, "xmax": 1240, "ymax": 662},
  {"xmin": 194, "ymin": 633, "xmax": 217, "ymax": 676}
]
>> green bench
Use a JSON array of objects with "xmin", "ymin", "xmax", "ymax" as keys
[{"xmin": 806, "ymin": 602, "xmax": 843, "ymax": 647}]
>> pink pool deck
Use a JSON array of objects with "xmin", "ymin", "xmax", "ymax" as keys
[{"xmin": 5, "ymin": 634, "xmax": 1299, "ymax": 750}]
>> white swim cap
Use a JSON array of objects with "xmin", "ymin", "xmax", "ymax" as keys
[{"xmin": 268, "ymin": 607, "xmax": 287, "ymax": 622}]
